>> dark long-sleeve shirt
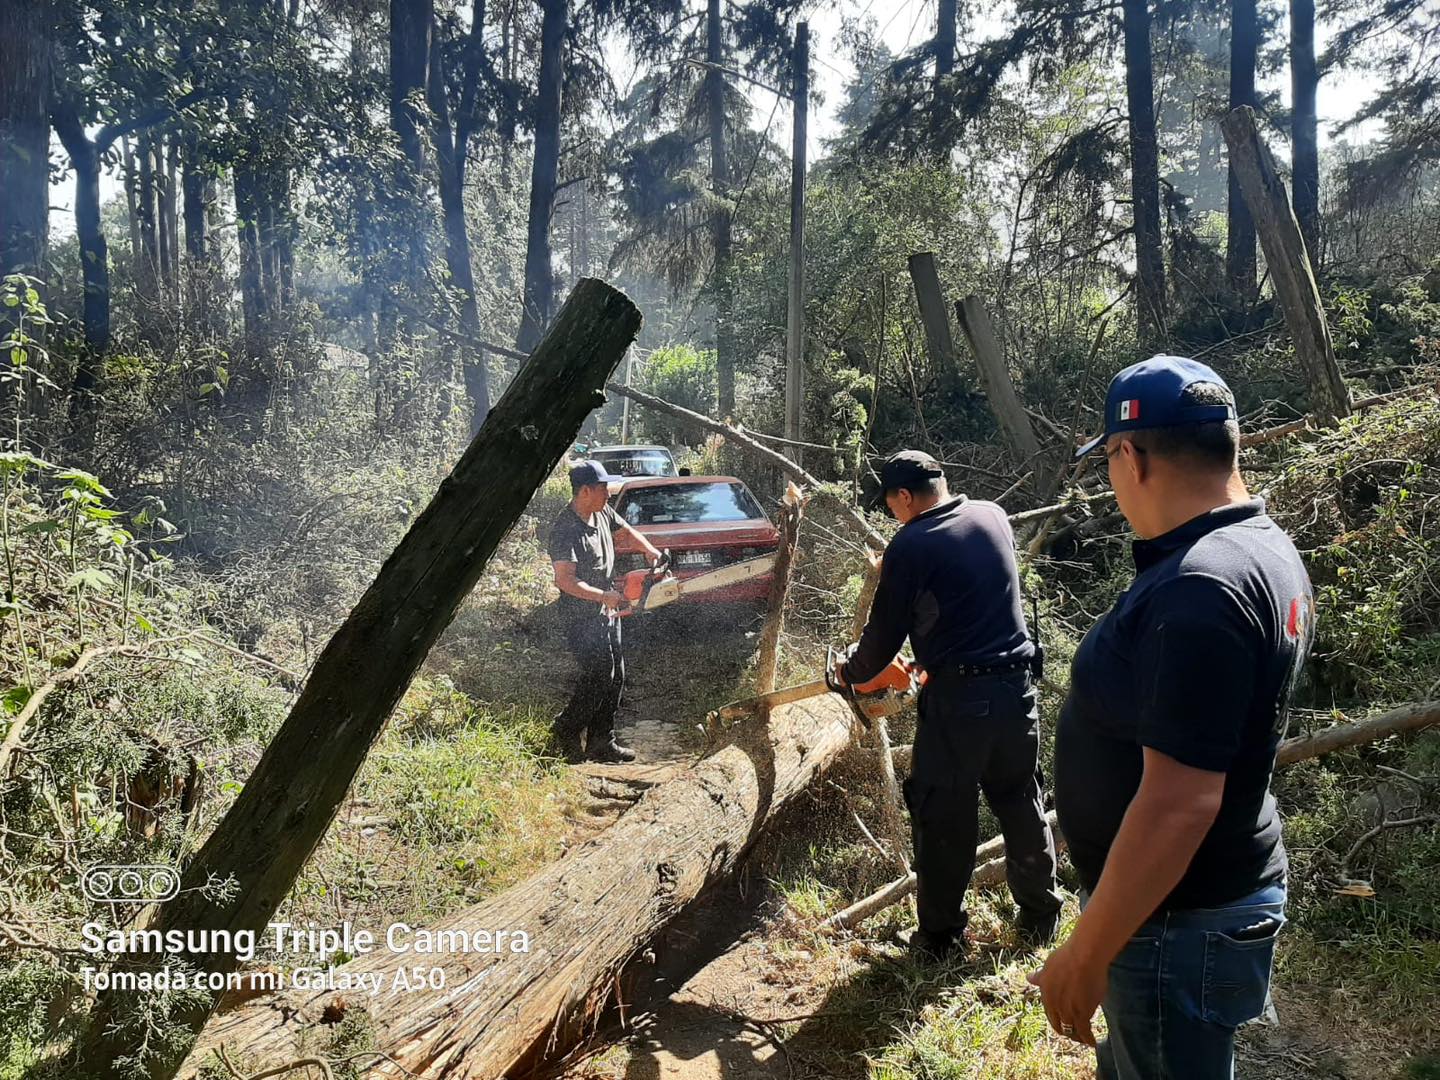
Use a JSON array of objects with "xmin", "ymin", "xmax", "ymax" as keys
[{"xmin": 845, "ymin": 496, "xmax": 1034, "ymax": 684}]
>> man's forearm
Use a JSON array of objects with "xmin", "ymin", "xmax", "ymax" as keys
[
  {"xmin": 1065, "ymin": 787, "xmax": 1216, "ymax": 968},
  {"xmin": 557, "ymin": 578, "xmax": 609, "ymax": 604},
  {"xmin": 619, "ymin": 522, "xmax": 662, "ymax": 561}
]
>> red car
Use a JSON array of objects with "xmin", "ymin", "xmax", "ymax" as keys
[{"xmin": 611, "ymin": 476, "xmax": 779, "ymax": 605}]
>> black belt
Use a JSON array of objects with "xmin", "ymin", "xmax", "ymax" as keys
[{"xmin": 932, "ymin": 657, "xmax": 1034, "ymax": 679}]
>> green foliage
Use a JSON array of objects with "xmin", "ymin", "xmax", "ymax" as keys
[{"xmin": 637, "ymin": 344, "xmax": 718, "ymax": 445}]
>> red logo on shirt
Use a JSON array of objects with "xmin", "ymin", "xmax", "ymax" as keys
[{"xmin": 1285, "ymin": 596, "xmax": 1309, "ymax": 640}]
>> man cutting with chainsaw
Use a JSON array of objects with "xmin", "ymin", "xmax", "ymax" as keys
[
  {"xmin": 836, "ymin": 450, "xmax": 1063, "ymax": 960},
  {"xmin": 549, "ymin": 459, "xmax": 664, "ymax": 764}
]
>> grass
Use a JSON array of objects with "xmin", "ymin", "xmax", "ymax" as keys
[{"xmin": 286, "ymin": 676, "xmax": 581, "ymax": 933}]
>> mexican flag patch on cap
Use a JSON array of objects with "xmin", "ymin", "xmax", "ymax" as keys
[{"xmin": 1118, "ymin": 399, "xmax": 1141, "ymax": 422}]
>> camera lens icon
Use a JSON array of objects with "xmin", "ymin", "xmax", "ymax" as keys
[{"xmin": 83, "ymin": 865, "xmax": 180, "ymax": 903}]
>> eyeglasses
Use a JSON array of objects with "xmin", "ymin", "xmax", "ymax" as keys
[{"xmin": 1100, "ymin": 440, "xmax": 1143, "ymax": 479}]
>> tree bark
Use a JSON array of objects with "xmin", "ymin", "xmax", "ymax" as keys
[
  {"xmin": 785, "ymin": 23, "xmax": 808, "ymax": 459},
  {"xmin": 0, "ymin": 0, "xmax": 50, "ymax": 428},
  {"xmin": 907, "ymin": 252, "xmax": 959, "ymax": 390},
  {"xmin": 708, "ymin": 0, "xmax": 737, "ymax": 417},
  {"xmin": 1226, "ymin": 0, "xmax": 1259, "ymax": 300},
  {"xmin": 515, "ymin": 0, "xmax": 567, "ymax": 353},
  {"xmin": 431, "ymin": 0, "xmax": 492, "ymax": 436},
  {"xmin": 158, "ymin": 134, "xmax": 179, "ymax": 298},
  {"xmin": 233, "ymin": 136, "xmax": 268, "ymax": 357},
  {"xmin": 137, "ymin": 132, "xmax": 162, "ymax": 301},
  {"xmin": 389, "ymin": 0, "xmax": 432, "ymax": 176},
  {"xmin": 183, "ymin": 691, "xmax": 858, "ymax": 1078},
  {"xmin": 755, "ymin": 484, "xmax": 803, "ymax": 695},
  {"xmin": 932, "ymin": 0, "xmax": 956, "ymax": 151},
  {"xmin": 955, "ymin": 296, "xmax": 1044, "ymax": 470},
  {"xmin": 0, "ymin": 0, "xmax": 51, "ymax": 285},
  {"xmin": 1122, "ymin": 0, "xmax": 1168, "ymax": 345},
  {"xmin": 181, "ymin": 132, "xmax": 207, "ymax": 262},
  {"xmin": 1289, "ymin": 0, "xmax": 1320, "ymax": 263},
  {"xmin": 1221, "ymin": 106, "xmax": 1352, "ymax": 424},
  {"xmin": 72, "ymin": 279, "xmax": 643, "ymax": 1080},
  {"xmin": 52, "ymin": 109, "xmax": 109, "ymax": 391}
]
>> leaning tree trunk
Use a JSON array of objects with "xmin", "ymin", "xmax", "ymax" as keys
[
  {"xmin": 515, "ymin": 0, "xmax": 566, "ymax": 353},
  {"xmin": 907, "ymin": 252, "xmax": 960, "ymax": 394},
  {"xmin": 1226, "ymin": 0, "xmax": 1259, "ymax": 301},
  {"xmin": 955, "ymin": 295, "xmax": 1045, "ymax": 474},
  {"xmin": 1122, "ymin": 0, "xmax": 1168, "ymax": 346},
  {"xmin": 1289, "ymin": 0, "xmax": 1320, "ymax": 262},
  {"xmin": 183, "ymin": 692, "xmax": 859, "ymax": 1078},
  {"xmin": 1221, "ymin": 106, "xmax": 1352, "ymax": 425},
  {"xmin": 71, "ymin": 279, "xmax": 643, "ymax": 1080}
]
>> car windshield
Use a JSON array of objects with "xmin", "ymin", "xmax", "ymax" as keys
[
  {"xmin": 592, "ymin": 450, "xmax": 676, "ymax": 477},
  {"xmin": 617, "ymin": 483, "xmax": 764, "ymax": 526}
]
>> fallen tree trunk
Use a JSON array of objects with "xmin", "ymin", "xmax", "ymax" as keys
[
  {"xmin": 1276, "ymin": 700, "xmax": 1440, "ymax": 766},
  {"xmin": 77, "ymin": 279, "xmax": 643, "ymax": 1080},
  {"xmin": 1239, "ymin": 382, "xmax": 1438, "ymax": 447},
  {"xmin": 828, "ymin": 700, "xmax": 1440, "ymax": 930},
  {"xmin": 182, "ymin": 693, "xmax": 859, "ymax": 1078}
]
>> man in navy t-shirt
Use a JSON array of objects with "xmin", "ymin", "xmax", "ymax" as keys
[
  {"xmin": 548, "ymin": 460, "xmax": 663, "ymax": 763},
  {"xmin": 838, "ymin": 450, "xmax": 1062, "ymax": 960},
  {"xmin": 1029, "ymin": 358, "xmax": 1314, "ymax": 1079}
]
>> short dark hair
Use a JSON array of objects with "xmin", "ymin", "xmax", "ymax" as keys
[
  {"xmin": 570, "ymin": 476, "xmax": 605, "ymax": 496},
  {"xmin": 1125, "ymin": 382, "xmax": 1239, "ymax": 471},
  {"xmin": 885, "ymin": 475, "xmax": 947, "ymax": 500}
]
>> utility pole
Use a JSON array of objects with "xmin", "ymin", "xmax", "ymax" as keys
[
  {"xmin": 620, "ymin": 344, "xmax": 635, "ymax": 442},
  {"xmin": 784, "ymin": 21, "xmax": 808, "ymax": 463}
]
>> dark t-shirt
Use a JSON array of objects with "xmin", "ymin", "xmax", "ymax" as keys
[
  {"xmin": 846, "ymin": 496, "xmax": 1035, "ymax": 684},
  {"xmin": 1055, "ymin": 499, "xmax": 1314, "ymax": 911},
  {"xmin": 547, "ymin": 503, "xmax": 622, "ymax": 619}
]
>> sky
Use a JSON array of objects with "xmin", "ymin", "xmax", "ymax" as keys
[{"xmin": 48, "ymin": 0, "xmax": 1386, "ymax": 237}]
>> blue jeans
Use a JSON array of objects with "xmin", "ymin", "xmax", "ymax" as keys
[{"xmin": 1095, "ymin": 880, "xmax": 1286, "ymax": 1080}]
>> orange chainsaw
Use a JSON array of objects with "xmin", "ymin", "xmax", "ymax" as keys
[
  {"xmin": 612, "ymin": 548, "xmax": 776, "ymax": 616},
  {"xmin": 707, "ymin": 647, "xmax": 925, "ymax": 729}
]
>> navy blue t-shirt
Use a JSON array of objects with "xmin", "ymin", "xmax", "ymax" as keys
[
  {"xmin": 846, "ymin": 496, "xmax": 1034, "ymax": 684},
  {"xmin": 1055, "ymin": 499, "xmax": 1314, "ymax": 910}
]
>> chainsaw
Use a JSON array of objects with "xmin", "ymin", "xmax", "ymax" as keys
[
  {"xmin": 612, "ymin": 549, "xmax": 777, "ymax": 616},
  {"xmin": 707, "ymin": 647, "xmax": 925, "ymax": 730}
]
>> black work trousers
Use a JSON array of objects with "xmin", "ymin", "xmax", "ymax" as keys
[
  {"xmin": 555, "ymin": 611, "xmax": 626, "ymax": 746},
  {"xmin": 903, "ymin": 667, "xmax": 1062, "ymax": 938}
]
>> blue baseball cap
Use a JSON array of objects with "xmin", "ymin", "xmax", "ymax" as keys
[
  {"xmin": 1075, "ymin": 355, "xmax": 1237, "ymax": 458},
  {"xmin": 568, "ymin": 459, "xmax": 615, "ymax": 487}
]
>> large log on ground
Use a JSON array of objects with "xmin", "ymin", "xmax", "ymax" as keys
[
  {"xmin": 75, "ymin": 279, "xmax": 642, "ymax": 1080},
  {"xmin": 1220, "ymin": 106, "xmax": 1352, "ymax": 425},
  {"xmin": 182, "ymin": 694, "xmax": 859, "ymax": 1078}
]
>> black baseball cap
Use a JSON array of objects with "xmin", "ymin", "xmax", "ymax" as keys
[
  {"xmin": 878, "ymin": 449, "xmax": 945, "ymax": 494},
  {"xmin": 1075, "ymin": 355, "xmax": 1238, "ymax": 458},
  {"xmin": 568, "ymin": 459, "xmax": 615, "ymax": 487}
]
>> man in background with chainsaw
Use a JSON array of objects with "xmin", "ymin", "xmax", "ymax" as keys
[
  {"xmin": 836, "ymin": 449, "xmax": 1063, "ymax": 960},
  {"xmin": 549, "ymin": 459, "xmax": 663, "ymax": 764}
]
